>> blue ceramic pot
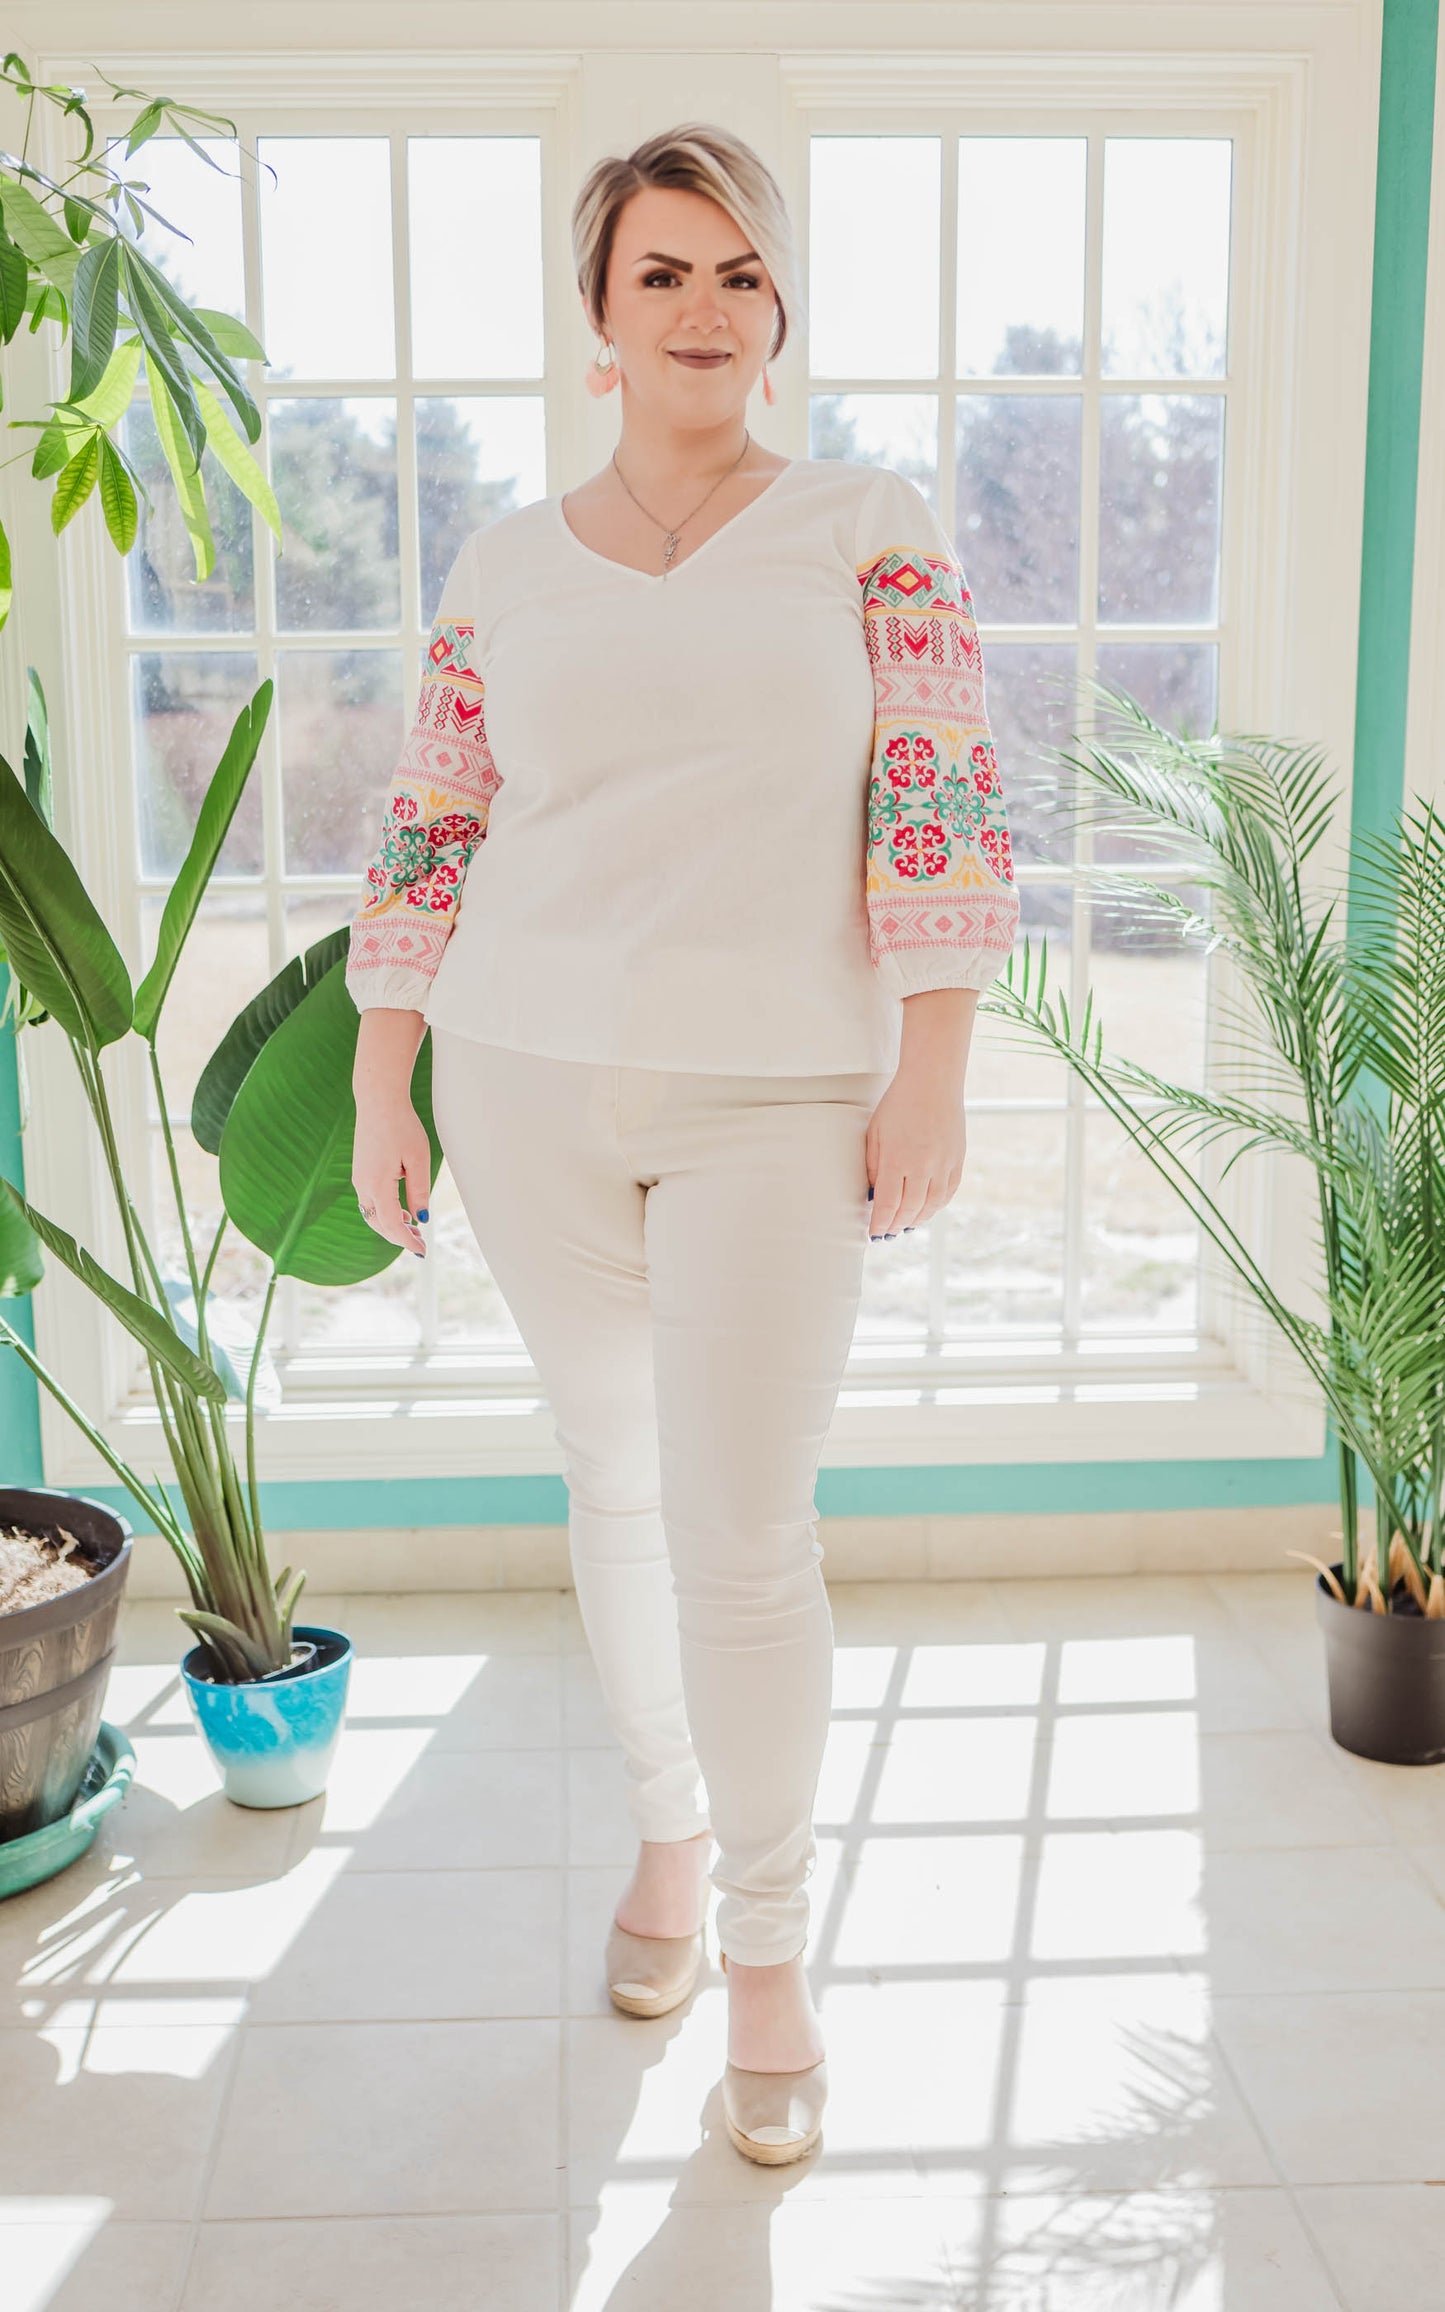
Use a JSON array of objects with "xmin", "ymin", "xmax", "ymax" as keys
[{"xmin": 180, "ymin": 1624, "xmax": 352, "ymax": 1808}]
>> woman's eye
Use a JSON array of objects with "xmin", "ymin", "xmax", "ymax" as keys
[{"xmin": 642, "ymin": 271, "xmax": 761, "ymax": 290}]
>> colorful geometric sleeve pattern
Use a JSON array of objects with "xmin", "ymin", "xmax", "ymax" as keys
[
  {"xmin": 857, "ymin": 500, "xmax": 1021, "ymax": 1001},
  {"xmin": 344, "ymin": 617, "xmax": 502, "ymax": 1011}
]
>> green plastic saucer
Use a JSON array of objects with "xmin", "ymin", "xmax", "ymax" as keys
[{"xmin": 0, "ymin": 1723, "xmax": 137, "ymax": 1901}]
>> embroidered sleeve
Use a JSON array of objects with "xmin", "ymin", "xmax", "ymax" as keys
[
  {"xmin": 344, "ymin": 560, "xmax": 502, "ymax": 1013},
  {"xmin": 855, "ymin": 466, "xmax": 1020, "ymax": 1000}
]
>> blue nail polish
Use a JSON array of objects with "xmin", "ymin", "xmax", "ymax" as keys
[
  {"xmin": 417, "ymin": 1208, "xmax": 429, "ymax": 1222},
  {"xmin": 867, "ymin": 1186, "xmax": 874, "ymax": 1201},
  {"xmin": 884, "ymin": 1232, "xmax": 896, "ymax": 1239},
  {"xmin": 870, "ymin": 1233, "xmax": 881, "ymax": 1241}
]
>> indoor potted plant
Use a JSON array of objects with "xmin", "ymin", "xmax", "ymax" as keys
[
  {"xmin": 985, "ymin": 678, "xmax": 1445, "ymax": 1762},
  {"xmin": 0, "ymin": 669, "xmax": 442, "ymax": 1806}
]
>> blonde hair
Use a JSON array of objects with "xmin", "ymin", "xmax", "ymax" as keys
[{"xmin": 572, "ymin": 121, "xmax": 802, "ymax": 366}]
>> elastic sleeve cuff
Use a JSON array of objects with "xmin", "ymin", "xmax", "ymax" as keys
[
  {"xmin": 873, "ymin": 946, "xmax": 1014, "ymax": 1002},
  {"xmin": 344, "ymin": 966, "xmax": 435, "ymax": 1015}
]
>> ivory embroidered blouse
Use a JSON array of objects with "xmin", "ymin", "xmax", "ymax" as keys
[{"xmin": 344, "ymin": 455, "xmax": 1020, "ymax": 1075}]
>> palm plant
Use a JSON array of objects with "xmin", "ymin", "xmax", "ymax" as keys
[
  {"xmin": 0, "ymin": 672, "xmax": 442, "ymax": 1679},
  {"xmin": 983, "ymin": 678, "xmax": 1445, "ymax": 1616}
]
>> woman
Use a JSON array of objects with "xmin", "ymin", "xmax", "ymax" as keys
[{"xmin": 346, "ymin": 121, "xmax": 1019, "ymax": 2166}]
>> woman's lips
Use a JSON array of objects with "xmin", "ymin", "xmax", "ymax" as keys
[{"xmin": 669, "ymin": 351, "xmax": 731, "ymax": 366}]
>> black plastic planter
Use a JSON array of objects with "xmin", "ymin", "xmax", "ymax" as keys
[
  {"xmin": 1315, "ymin": 1562, "xmax": 1445, "ymax": 1764},
  {"xmin": 0, "ymin": 1488, "xmax": 133, "ymax": 1842}
]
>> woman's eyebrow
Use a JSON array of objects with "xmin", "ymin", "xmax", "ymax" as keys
[{"xmin": 632, "ymin": 249, "xmax": 762, "ymax": 272}]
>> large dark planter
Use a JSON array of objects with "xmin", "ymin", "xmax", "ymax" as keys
[
  {"xmin": 1315, "ymin": 1562, "xmax": 1445, "ymax": 1764},
  {"xmin": 0, "ymin": 1488, "xmax": 133, "ymax": 1842}
]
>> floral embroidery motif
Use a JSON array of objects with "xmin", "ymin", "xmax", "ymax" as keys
[
  {"xmin": 347, "ymin": 619, "xmax": 502, "ymax": 987},
  {"xmin": 857, "ymin": 541, "xmax": 1019, "ymax": 974}
]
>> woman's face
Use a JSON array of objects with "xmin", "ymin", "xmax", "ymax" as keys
[{"xmin": 592, "ymin": 183, "xmax": 779, "ymax": 414}]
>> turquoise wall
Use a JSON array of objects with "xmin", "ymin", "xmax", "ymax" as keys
[{"xmin": 2, "ymin": 1, "xmax": 1438, "ymax": 1530}]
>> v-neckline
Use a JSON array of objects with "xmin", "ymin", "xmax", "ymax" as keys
[{"xmin": 552, "ymin": 458, "xmax": 800, "ymax": 584}]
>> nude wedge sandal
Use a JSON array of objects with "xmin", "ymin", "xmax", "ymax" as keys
[
  {"xmin": 605, "ymin": 1914, "xmax": 707, "ymax": 2017},
  {"xmin": 718, "ymin": 1949, "xmax": 828, "ymax": 2165}
]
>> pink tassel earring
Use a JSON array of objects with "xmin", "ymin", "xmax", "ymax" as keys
[
  {"xmin": 586, "ymin": 339, "xmax": 619, "ymax": 397},
  {"xmin": 761, "ymin": 362, "xmax": 775, "ymax": 406}
]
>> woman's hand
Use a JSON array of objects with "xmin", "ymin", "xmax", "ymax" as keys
[
  {"xmin": 865, "ymin": 986, "xmax": 980, "ymax": 1237},
  {"xmin": 352, "ymin": 1007, "xmax": 430, "ymax": 1256},
  {"xmin": 865, "ymin": 1070, "xmax": 967, "ymax": 1236}
]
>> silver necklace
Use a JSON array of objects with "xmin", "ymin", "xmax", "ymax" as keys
[{"xmin": 610, "ymin": 430, "xmax": 754, "ymax": 579}]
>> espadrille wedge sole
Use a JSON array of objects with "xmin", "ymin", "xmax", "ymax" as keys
[
  {"xmin": 605, "ymin": 1916, "xmax": 706, "ymax": 2017},
  {"xmin": 718, "ymin": 1949, "xmax": 827, "ymax": 2164}
]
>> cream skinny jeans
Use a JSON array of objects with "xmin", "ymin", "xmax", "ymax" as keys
[{"xmin": 430, "ymin": 1030, "xmax": 892, "ymax": 1967}]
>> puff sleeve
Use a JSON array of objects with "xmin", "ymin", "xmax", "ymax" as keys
[
  {"xmin": 344, "ymin": 537, "xmax": 503, "ymax": 1013},
  {"xmin": 855, "ymin": 464, "xmax": 1020, "ymax": 1000}
]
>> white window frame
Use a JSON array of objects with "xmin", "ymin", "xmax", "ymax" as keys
[{"xmin": 4, "ymin": 9, "xmax": 1378, "ymax": 1490}]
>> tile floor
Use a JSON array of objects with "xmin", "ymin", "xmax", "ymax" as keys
[{"xmin": 3, "ymin": 1569, "xmax": 1445, "ymax": 2310}]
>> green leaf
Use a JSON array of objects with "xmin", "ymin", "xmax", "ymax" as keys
[
  {"xmin": 0, "ymin": 1177, "xmax": 226, "ymax": 1401},
  {"xmin": 124, "ymin": 100, "xmax": 165, "ymax": 156},
  {"xmin": 67, "ymin": 234, "xmax": 121, "ymax": 402},
  {"xmin": 219, "ymin": 961, "xmax": 443, "ymax": 1286},
  {"xmin": 129, "ymin": 254, "xmax": 259, "ymax": 445},
  {"xmin": 0, "ymin": 747, "xmax": 132, "ymax": 1047},
  {"xmin": 120, "ymin": 245, "xmax": 205, "ymax": 467},
  {"xmin": 62, "ymin": 194, "xmax": 89, "ymax": 245},
  {"xmin": 0, "ymin": 515, "xmax": 9, "ymax": 635},
  {"xmin": 23, "ymin": 666, "xmax": 52, "ymax": 821},
  {"xmin": 191, "ymin": 306, "xmax": 265, "ymax": 361},
  {"xmin": 192, "ymin": 924, "xmax": 351, "ymax": 1154},
  {"xmin": 0, "ymin": 1173, "xmax": 42, "ymax": 1296},
  {"xmin": 70, "ymin": 333, "xmax": 142, "ymax": 429},
  {"xmin": 97, "ymin": 434, "xmax": 137, "ymax": 552},
  {"xmin": 0, "ymin": 222, "xmax": 26, "ymax": 343},
  {"xmin": 147, "ymin": 362, "xmax": 214, "ymax": 581},
  {"xmin": 133, "ymin": 682, "xmax": 273, "ymax": 1040},
  {"xmin": 51, "ymin": 432, "xmax": 101, "ymax": 533},
  {"xmin": 31, "ymin": 407, "xmax": 92, "ymax": 479},
  {"xmin": 194, "ymin": 377, "xmax": 282, "ymax": 544},
  {"xmin": 0, "ymin": 177, "xmax": 81, "ymax": 292}
]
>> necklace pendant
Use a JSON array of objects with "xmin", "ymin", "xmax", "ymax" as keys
[{"xmin": 662, "ymin": 530, "xmax": 680, "ymax": 577}]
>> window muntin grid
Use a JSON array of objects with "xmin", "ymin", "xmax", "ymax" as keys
[{"xmin": 808, "ymin": 129, "xmax": 1230, "ymax": 1367}]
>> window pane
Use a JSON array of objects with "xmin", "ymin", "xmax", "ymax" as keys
[
  {"xmin": 957, "ymin": 394, "xmax": 1081, "ymax": 622},
  {"xmin": 125, "ymin": 393, "xmax": 255, "ymax": 634},
  {"xmin": 259, "ymin": 137, "xmax": 396, "ymax": 379},
  {"xmin": 1102, "ymin": 139, "xmax": 1232, "ymax": 378},
  {"xmin": 810, "ymin": 138, "xmax": 940, "ymax": 379},
  {"xmin": 297, "ymin": 1267, "xmax": 421, "ymax": 1350},
  {"xmin": 142, "ymin": 891, "xmax": 270, "ymax": 1125},
  {"xmin": 122, "ymin": 136, "xmax": 245, "ymax": 319},
  {"xmin": 134, "ymin": 652, "xmax": 263, "ymax": 876},
  {"xmin": 1097, "ymin": 394, "xmax": 1223, "ymax": 622},
  {"xmin": 1083, "ymin": 1111, "xmax": 1200, "ymax": 1330},
  {"xmin": 957, "ymin": 137, "xmax": 1085, "ymax": 377},
  {"xmin": 809, "ymin": 393, "xmax": 938, "ymax": 483},
  {"xmin": 1087, "ymin": 884, "xmax": 1211, "ymax": 1091},
  {"xmin": 1091, "ymin": 644, "xmax": 1220, "ymax": 862},
  {"xmin": 270, "ymin": 399, "xmax": 400, "ymax": 633},
  {"xmin": 408, "ymin": 138, "xmax": 544, "ymax": 378},
  {"xmin": 947, "ymin": 1109, "xmax": 1067, "ymax": 1334},
  {"xmin": 416, "ymin": 396, "xmax": 547, "ymax": 623},
  {"xmin": 285, "ymin": 896, "xmax": 355, "ymax": 960},
  {"xmin": 980, "ymin": 644, "xmax": 1079, "ymax": 867},
  {"xmin": 279, "ymin": 649, "xmax": 405, "ymax": 874}
]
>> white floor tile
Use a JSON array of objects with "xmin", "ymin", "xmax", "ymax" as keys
[
  {"xmin": 204, "ymin": 2018, "xmax": 561, "ymax": 2217},
  {"xmin": 180, "ymin": 2213, "xmax": 562, "ymax": 2311},
  {"xmin": 0, "ymin": 2214, "xmax": 191, "ymax": 2312},
  {"xmin": 1210, "ymin": 1990, "xmax": 1445, "ymax": 2183}
]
